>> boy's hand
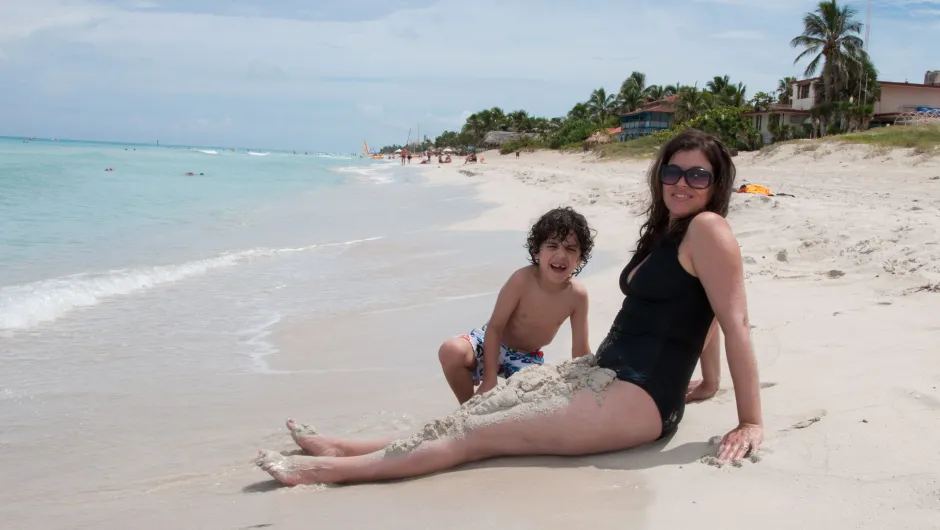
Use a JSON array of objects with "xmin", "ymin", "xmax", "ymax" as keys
[{"xmin": 475, "ymin": 378, "xmax": 497, "ymax": 396}]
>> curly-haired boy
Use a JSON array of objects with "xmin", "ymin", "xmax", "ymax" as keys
[{"xmin": 437, "ymin": 206, "xmax": 596, "ymax": 403}]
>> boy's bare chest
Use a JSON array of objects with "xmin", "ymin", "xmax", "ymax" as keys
[{"xmin": 512, "ymin": 290, "xmax": 571, "ymax": 329}]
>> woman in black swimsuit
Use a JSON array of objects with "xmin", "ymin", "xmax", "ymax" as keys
[{"xmin": 256, "ymin": 129, "xmax": 763, "ymax": 486}]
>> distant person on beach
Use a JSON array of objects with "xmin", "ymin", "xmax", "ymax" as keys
[
  {"xmin": 437, "ymin": 207, "xmax": 594, "ymax": 403},
  {"xmin": 256, "ymin": 129, "xmax": 763, "ymax": 485}
]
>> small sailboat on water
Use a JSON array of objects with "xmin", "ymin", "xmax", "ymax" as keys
[{"xmin": 362, "ymin": 140, "xmax": 384, "ymax": 160}]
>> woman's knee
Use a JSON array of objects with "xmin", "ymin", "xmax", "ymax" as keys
[{"xmin": 438, "ymin": 338, "xmax": 473, "ymax": 369}]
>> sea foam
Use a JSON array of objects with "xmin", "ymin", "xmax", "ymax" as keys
[{"xmin": 0, "ymin": 237, "xmax": 382, "ymax": 332}]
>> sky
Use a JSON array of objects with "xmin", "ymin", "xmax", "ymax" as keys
[{"xmin": 1, "ymin": 0, "xmax": 938, "ymax": 152}]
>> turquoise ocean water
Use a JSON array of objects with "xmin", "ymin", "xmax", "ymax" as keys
[
  {"xmin": 0, "ymin": 136, "xmax": 520, "ymax": 436},
  {"xmin": 0, "ymin": 136, "xmax": 592, "ymax": 527}
]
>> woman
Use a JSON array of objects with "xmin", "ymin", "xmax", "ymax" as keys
[{"xmin": 256, "ymin": 128, "xmax": 763, "ymax": 486}]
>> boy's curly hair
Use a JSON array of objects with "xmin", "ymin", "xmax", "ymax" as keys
[{"xmin": 525, "ymin": 206, "xmax": 595, "ymax": 275}]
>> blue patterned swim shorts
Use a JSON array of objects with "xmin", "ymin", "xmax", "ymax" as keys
[{"xmin": 460, "ymin": 324, "xmax": 545, "ymax": 385}]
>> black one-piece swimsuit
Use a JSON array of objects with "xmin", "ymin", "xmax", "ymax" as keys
[{"xmin": 595, "ymin": 237, "xmax": 715, "ymax": 439}]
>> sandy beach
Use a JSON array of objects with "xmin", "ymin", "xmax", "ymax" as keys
[
  {"xmin": 265, "ymin": 145, "xmax": 940, "ymax": 529},
  {"xmin": 8, "ymin": 144, "xmax": 940, "ymax": 530},
  {"xmin": 410, "ymin": 145, "xmax": 940, "ymax": 528}
]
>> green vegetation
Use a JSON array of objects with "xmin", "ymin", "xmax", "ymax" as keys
[
  {"xmin": 592, "ymin": 136, "xmax": 661, "ymax": 159},
  {"xmin": 375, "ymin": 1, "xmax": 937, "ymax": 158},
  {"xmin": 837, "ymin": 125, "xmax": 940, "ymax": 155},
  {"xmin": 499, "ymin": 136, "xmax": 546, "ymax": 155}
]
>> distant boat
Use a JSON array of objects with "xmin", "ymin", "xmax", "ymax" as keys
[{"xmin": 362, "ymin": 140, "xmax": 384, "ymax": 159}]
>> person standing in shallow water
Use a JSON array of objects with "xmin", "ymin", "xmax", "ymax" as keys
[{"xmin": 255, "ymin": 128, "xmax": 763, "ymax": 485}]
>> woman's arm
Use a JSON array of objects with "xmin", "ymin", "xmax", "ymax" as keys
[
  {"xmin": 686, "ymin": 318, "xmax": 721, "ymax": 402},
  {"xmin": 687, "ymin": 213, "xmax": 763, "ymax": 461}
]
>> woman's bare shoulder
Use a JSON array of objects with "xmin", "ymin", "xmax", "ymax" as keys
[{"xmin": 685, "ymin": 212, "xmax": 741, "ymax": 270}]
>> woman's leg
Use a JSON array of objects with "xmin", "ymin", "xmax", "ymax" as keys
[
  {"xmin": 258, "ymin": 380, "xmax": 662, "ymax": 486},
  {"xmin": 287, "ymin": 419, "xmax": 392, "ymax": 457}
]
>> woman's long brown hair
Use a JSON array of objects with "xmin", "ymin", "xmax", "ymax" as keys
[{"xmin": 632, "ymin": 129, "xmax": 736, "ymax": 263}]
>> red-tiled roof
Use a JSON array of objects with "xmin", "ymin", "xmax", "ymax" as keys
[
  {"xmin": 621, "ymin": 104, "xmax": 676, "ymax": 117},
  {"xmin": 607, "ymin": 126, "xmax": 622, "ymax": 134},
  {"xmin": 791, "ymin": 77, "xmax": 940, "ymax": 90}
]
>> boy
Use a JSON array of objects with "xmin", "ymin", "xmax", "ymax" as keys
[{"xmin": 437, "ymin": 206, "xmax": 596, "ymax": 403}]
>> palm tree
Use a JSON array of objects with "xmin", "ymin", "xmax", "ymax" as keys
[
  {"xmin": 777, "ymin": 76, "xmax": 797, "ymax": 104},
  {"xmin": 644, "ymin": 85, "xmax": 666, "ymax": 102},
  {"xmin": 567, "ymin": 102, "xmax": 590, "ymax": 121},
  {"xmin": 507, "ymin": 110, "xmax": 531, "ymax": 132},
  {"xmin": 706, "ymin": 75, "xmax": 731, "ymax": 96},
  {"xmin": 790, "ymin": 0, "xmax": 866, "ymax": 106},
  {"xmin": 724, "ymin": 82, "xmax": 747, "ymax": 107},
  {"xmin": 620, "ymin": 71, "xmax": 646, "ymax": 94},
  {"xmin": 675, "ymin": 85, "xmax": 709, "ymax": 123},
  {"xmin": 617, "ymin": 71, "xmax": 648, "ymax": 111},
  {"xmin": 618, "ymin": 85, "xmax": 645, "ymax": 113},
  {"xmin": 588, "ymin": 87, "xmax": 618, "ymax": 124}
]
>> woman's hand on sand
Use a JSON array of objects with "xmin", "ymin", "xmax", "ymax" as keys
[
  {"xmin": 717, "ymin": 423, "xmax": 763, "ymax": 463},
  {"xmin": 685, "ymin": 379, "xmax": 719, "ymax": 403}
]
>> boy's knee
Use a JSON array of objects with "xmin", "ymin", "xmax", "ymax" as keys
[{"xmin": 438, "ymin": 338, "xmax": 472, "ymax": 368}]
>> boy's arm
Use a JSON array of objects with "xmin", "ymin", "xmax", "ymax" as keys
[
  {"xmin": 478, "ymin": 270, "xmax": 525, "ymax": 393},
  {"xmin": 570, "ymin": 284, "xmax": 590, "ymax": 359}
]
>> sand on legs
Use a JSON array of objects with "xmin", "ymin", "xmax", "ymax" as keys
[
  {"xmin": 256, "ymin": 355, "xmax": 663, "ymax": 486},
  {"xmin": 286, "ymin": 419, "xmax": 392, "ymax": 457}
]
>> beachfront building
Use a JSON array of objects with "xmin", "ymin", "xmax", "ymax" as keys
[
  {"xmin": 742, "ymin": 103, "xmax": 811, "ymax": 145},
  {"xmin": 743, "ymin": 72, "xmax": 940, "ymax": 144},
  {"xmin": 618, "ymin": 96, "xmax": 677, "ymax": 141},
  {"xmin": 789, "ymin": 74, "xmax": 940, "ymax": 126}
]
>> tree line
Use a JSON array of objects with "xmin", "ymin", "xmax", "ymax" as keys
[{"xmin": 377, "ymin": 0, "xmax": 879, "ymax": 154}]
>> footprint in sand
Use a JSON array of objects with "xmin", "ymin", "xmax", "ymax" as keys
[
  {"xmin": 712, "ymin": 381, "xmax": 778, "ymax": 404},
  {"xmin": 782, "ymin": 409, "xmax": 828, "ymax": 431}
]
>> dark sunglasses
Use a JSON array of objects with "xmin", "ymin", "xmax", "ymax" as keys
[{"xmin": 659, "ymin": 164, "xmax": 714, "ymax": 189}]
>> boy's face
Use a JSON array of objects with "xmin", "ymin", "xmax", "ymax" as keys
[{"xmin": 537, "ymin": 232, "xmax": 582, "ymax": 282}]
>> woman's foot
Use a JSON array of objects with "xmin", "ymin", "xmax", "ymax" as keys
[
  {"xmin": 254, "ymin": 449, "xmax": 330, "ymax": 486},
  {"xmin": 286, "ymin": 418, "xmax": 342, "ymax": 456}
]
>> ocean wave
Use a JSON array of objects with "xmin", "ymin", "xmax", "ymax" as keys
[
  {"xmin": 334, "ymin": 165, "xmax": 394, "ymax": 184},
  {"xmin": 0, "ymin": 237, "xmax": 383, "ymax": 332},
  {"xmin": 247, "ymin": 151, "xmax": 269, "ymax": 156},
  {"xmin": 195, "ymin": 149, "xmax": 218, "ymax": 155},
  {"xmin": 239, "ymin": 311, "xmax": 282, "ymax": 373}
]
